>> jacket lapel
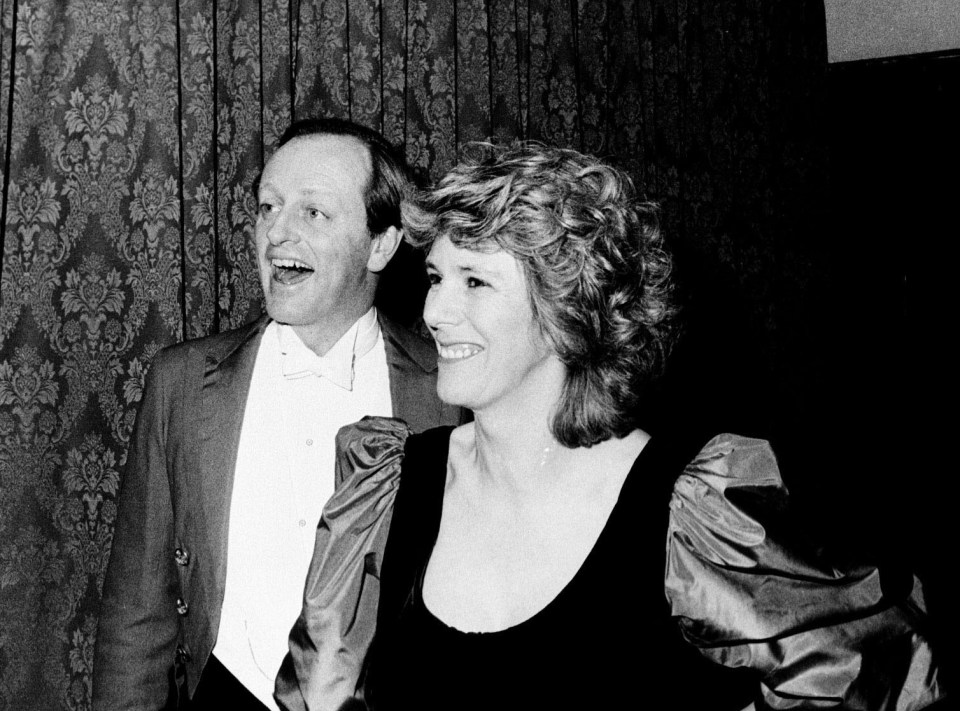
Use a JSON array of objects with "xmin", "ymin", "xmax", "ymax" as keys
[{"xmin": 195, "ymin": 316, "xmax": 271, "ymax": 604}]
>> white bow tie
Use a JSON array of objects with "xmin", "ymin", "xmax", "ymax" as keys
[{"xmin": 281, "ymin": 350, "xmax": 354, "ymax": 390}]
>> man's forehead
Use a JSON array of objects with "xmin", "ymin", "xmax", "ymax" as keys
[
  {"xmin": 260, "ymin": 133, "xmax": 371, "ymax": 193},
  {"xmin": 278, "ymin": 133, "xmax": 370, "ymax": 168},
  {"xmin": 254, "ymin": 134, "xmax": 373, "ymax": 199}
]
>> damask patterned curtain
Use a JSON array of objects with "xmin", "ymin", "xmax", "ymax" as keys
[{"xmin": 0, "ymin": 1, "xmax": 826, "ymax": 708}]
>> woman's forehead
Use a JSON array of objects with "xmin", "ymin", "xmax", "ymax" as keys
[{"xmin": 427, "ymin": 235, "xmax": 522, "ymax": 275}]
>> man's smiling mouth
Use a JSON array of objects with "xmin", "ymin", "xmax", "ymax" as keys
[{"xmin": 271, "ymin": 257, "xmax": 314, "ymax": 285}]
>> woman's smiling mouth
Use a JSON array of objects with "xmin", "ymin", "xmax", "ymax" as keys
[{"xmin": 436, "ymin": 342, "xmax": 483, "ymax": 360}]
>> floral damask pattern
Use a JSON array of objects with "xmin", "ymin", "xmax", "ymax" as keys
[
  {"xmin": 1, "ymin": 167, "xmax": 66, "ymax": 342},
  {"xmin": 296, "ymin": 0, "xmax": 350, "ymax": 119},
  {"xmin": 0, "ymin": 1, "xmax": 826, "ymax": 708},
  {"xmin": 179, "ymin": 4, "xmax": 218, "ymax": 339},
  {"xmin": 454, "ymin": 0, "xmax": 490, "ymax": 145},
  {"xmin": 406, "ymin": 0, "xmax": 458, "ymax": 174},
  {"xmin": 0, "ymin": 347, "xmax": 68, "ymax": 709}
]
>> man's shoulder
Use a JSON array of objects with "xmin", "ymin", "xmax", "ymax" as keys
[
  {"xmin": 378, "ymin": 313, "xmax": 437, "ymax": 374},
  {"xmin": 152, "ymin": 316, "xmax": 270, "ymax": 371}
]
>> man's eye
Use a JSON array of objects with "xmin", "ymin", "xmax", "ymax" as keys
[
  {"xmin": 257, "ymin": 202, "xmax": 275, "ymax": 218},
  {"xmin": 305, "ymin": 207, "xmax": 327, "ymax": 221},
  {"xmin": 426, "ymin": 272, "xmax": 441, "ymax": 286}
]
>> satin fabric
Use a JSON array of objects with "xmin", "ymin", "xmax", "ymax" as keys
[
  {"xmin": 277, "ymin": 418, "xmax": 411, "ymax": 710},
  {"xmin": 665, "ymin": 436, "xmax": 942, "ymax": 709},
  {"xmin": 277, "ymin": 418, "xmax": 945, "ymax": 711}
]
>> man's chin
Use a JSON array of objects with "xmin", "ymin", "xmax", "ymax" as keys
[
  {"xmin": 263, "ymin": 299, "xmax": 332, "ymax": 329},
  {"xmin": 263, "ymin": 300, "xmax": 308, "ymax": 326}
]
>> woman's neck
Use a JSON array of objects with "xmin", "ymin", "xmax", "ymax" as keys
[
  {"xmin": 455, "ymin": 352, "xmax": 566, "ymax": 491},
  {"xmin": 469, "ymin": 410, "xmax": 563, "ymax": 494}
]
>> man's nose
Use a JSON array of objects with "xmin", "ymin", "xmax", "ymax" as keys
[{"xmin": 264, "ymin": 209, "xmax": 298, "ymax": 245}]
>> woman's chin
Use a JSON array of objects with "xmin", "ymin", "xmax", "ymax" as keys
[{"xmin": 437, "ymin": 386, "xmax": 474, "ymax": 410}]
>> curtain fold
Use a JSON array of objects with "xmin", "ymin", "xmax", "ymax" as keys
[{"xmin": 0, "ymin": 2, "xmax": 826, "ymax": 708}]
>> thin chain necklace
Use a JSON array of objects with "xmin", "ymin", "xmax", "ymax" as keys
[{"xmin": 538, "ymin": 442, "xmax": 554, "ymax": 468}]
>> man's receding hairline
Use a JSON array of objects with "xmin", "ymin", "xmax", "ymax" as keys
[
  {"xmin": 296, "ymin": 131, "xmax": 373, "ymax": 191},
  {"xmin": 276, "ymin": 132, "xmax": 374, "ymax": 195},
  {"xmin": 283, "ymin": 132, "xmax": 373, "ymax": 169}
]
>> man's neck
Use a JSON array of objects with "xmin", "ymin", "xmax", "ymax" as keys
[{"xmin": 288, "ymin": 305, "xmax": 375, "ymax": 356}]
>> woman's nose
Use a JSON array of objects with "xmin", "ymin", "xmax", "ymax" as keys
[{"xmin": 423, "ymin": 282, "xmax": 458, "ymax": 330}]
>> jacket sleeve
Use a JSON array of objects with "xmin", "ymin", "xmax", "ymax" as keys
[
  {"xmin": 665, "ymin": 434, "xmax": 946, "ymax": 710},
  {"xmin": 276, "ymin": 417, "xmax": 411, "ymax": 711},
  {"xmin": 92, "ymin": 347, "xmax": 181, "ymax": 710}
]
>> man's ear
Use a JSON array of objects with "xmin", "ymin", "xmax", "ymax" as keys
[{"xmin": 367, "ymin": 226, "xmax": 403, "ymax": 273}]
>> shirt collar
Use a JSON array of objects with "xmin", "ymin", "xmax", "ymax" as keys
[{"xmin": 276, "ymin": 308, "xmax": 380, "ymax": 390}]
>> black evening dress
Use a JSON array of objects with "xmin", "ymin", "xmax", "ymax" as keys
[
  {"xmin": 275, "ymin": 417, "xmax": 945, "ymax": 711},
  {"xmin": 362, "ymin": 426, "xmax": 757, "ymax": 710}
]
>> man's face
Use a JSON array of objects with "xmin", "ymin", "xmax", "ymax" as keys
[{"xmin": 255, "ymin": 134, "xmax": 379, "ymax": 353}]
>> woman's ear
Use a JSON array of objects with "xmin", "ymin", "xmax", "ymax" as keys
[{"xmin": 367, "ymin": 226, "xmax": 403, "ymax": 273}]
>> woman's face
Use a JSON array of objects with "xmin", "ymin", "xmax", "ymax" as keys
[{"xmin": 423, "ymin": 235, "xmax": 561, "ymax": 413}]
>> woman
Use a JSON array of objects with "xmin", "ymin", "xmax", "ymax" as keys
[{"xmin": 278, "ymin": 143, "xmax": 944, "ymax": 710}]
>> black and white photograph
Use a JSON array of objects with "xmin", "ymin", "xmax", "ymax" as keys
[{"xmin": 0, "ymin": 1, "xmax": 952, "ymax": 709}]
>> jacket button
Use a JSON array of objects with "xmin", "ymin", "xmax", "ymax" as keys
[
  {"xmin": 174, "ymin": 548, "xmax": 190, "ymax": 566},
  {"xmin": 176, "ymin": 598, "xmax": 189, "ymax": 616}
]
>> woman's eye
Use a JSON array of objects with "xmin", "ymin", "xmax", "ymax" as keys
[
  {"xmin": 426, "ymin": 272, "xmax": 441, "ymax": 286},
  {"xmin": 257, "ymin": 202, "xmax": 275, "ymax": 218},
  {"xmin": 466, "ymin": 276, "xmax": 487, "ymax": 289}
]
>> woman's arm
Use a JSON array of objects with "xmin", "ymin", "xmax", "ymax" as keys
[
  {"xmin": 666, "ymin": 434, "xmax": 945, "ymax": 710},
  {"xmin": 276, "ymin": 417, "xmax": 410, "ymax": 711}
]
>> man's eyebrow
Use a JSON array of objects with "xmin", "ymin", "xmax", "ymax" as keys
[
  {"xmin": 256, "ymin": 184, "xmax": 341, "ymax": 204},
  {"xmin": 295, "ymin": 187, "xmax": 343, "ymax": 204}
]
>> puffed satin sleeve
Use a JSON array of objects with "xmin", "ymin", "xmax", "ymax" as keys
[
  {"xmin": 665, "ymin": 434, "xmax": 945, "ymax": 710},
  {"xmin": 276, "ymin": 417, "xmax": 411, "ymax": 711}
]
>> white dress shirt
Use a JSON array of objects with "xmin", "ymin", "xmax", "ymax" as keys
[{"xmin": 213, "ymin": 308, "xmax": 392, "ymax": 709}]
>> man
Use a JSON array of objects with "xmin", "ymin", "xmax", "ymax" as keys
[{"xmin": 93, "ymin": 118, "xmax": 463, "ymax": 710}]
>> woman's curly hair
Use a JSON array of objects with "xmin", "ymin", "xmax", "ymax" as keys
[{"xmin": 403, "ymin": 142, "xmax": 677, "ymax": 448}]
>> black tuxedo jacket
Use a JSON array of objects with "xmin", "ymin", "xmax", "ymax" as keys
[{"xmin": 92, "ymin": 314, "xmax": 462, "ymax": 709}]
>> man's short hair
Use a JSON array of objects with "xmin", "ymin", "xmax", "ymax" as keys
[{"xmin": 273, "ymin": 118, "xmax": 411, "ymax": 237}]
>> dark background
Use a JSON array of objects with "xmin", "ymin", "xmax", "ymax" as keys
[
  {"xmin": 661, "ymin": 48, "xmax": 958, "ymax": 686},
  {"xmin": 823, "ymin": 48, "xmax": 957, "ymax": 679}
]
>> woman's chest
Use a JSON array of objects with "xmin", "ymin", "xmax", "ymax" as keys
[{"xmin": 421, "ymin": 496, "xmax": 619, "ymax": 632}]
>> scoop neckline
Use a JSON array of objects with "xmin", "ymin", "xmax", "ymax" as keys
[{"xmin": 414, "ymin": 435, "xmax": 655, "ymax": 637}]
